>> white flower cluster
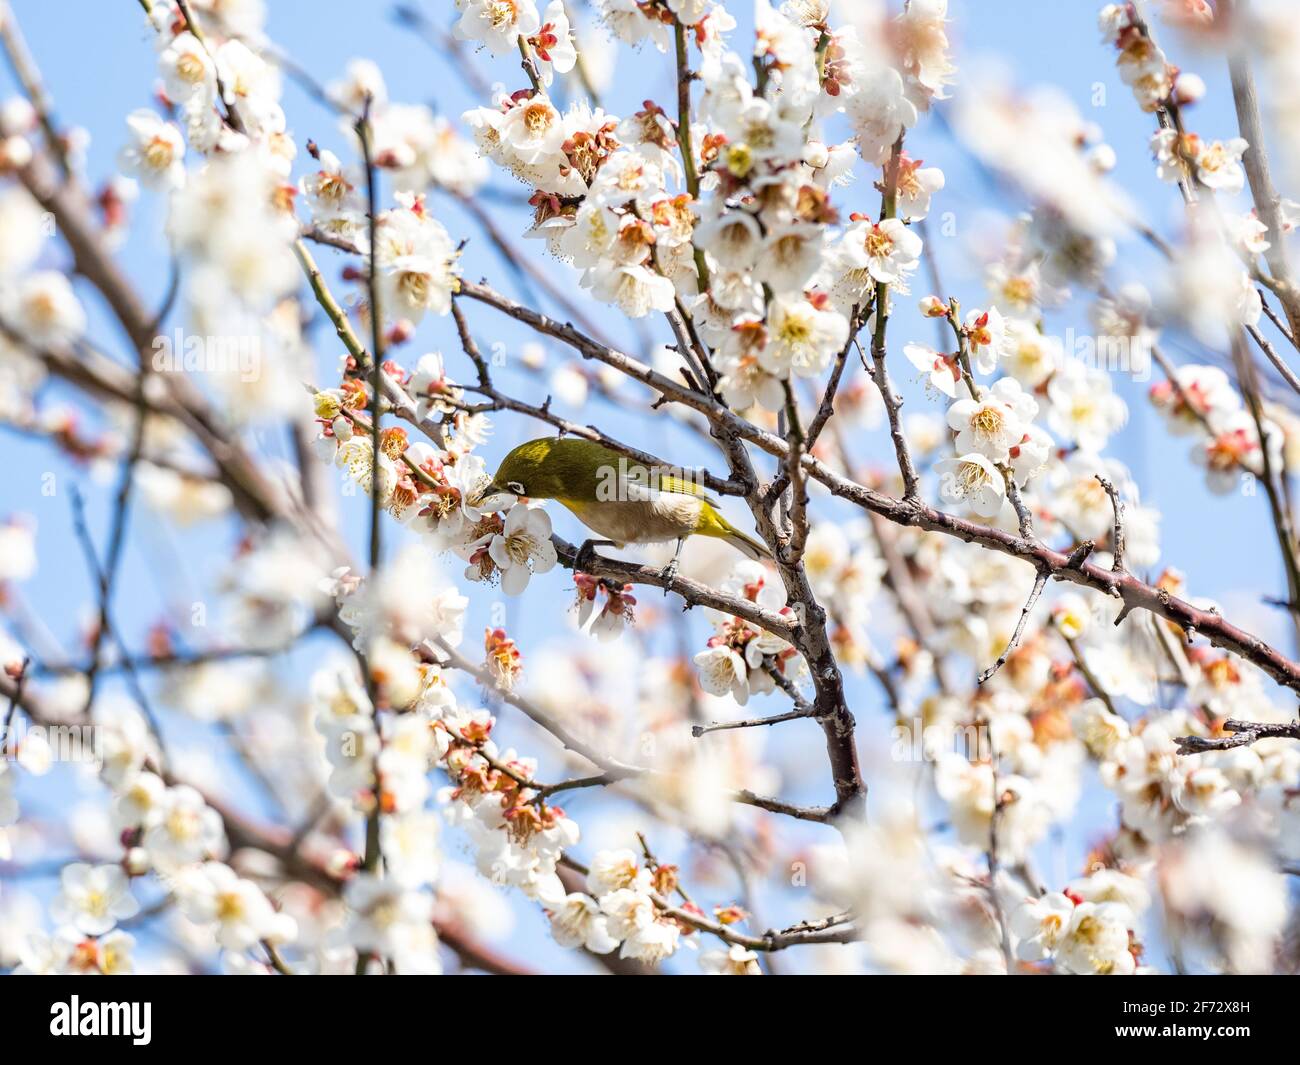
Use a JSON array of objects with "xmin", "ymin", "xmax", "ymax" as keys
[
  {"xmin": 454, "ymin": 0, "xmax": 955, "ymax": 409},
  {"xmin": 305, "ymin": 595, "xmax": 461, "ymax": 972},
  {"xmin": 0, "ymin": 187, "xmax": 84, "ymax": 361},
  {"xmin": 1151, "ymin": 363, "xmax": 1282, "ymax": 494},
  {"xmin": 13, "ymin": 697, "xmax": 296, "ymax": 974},
  {"xmin": 315, "ymin": 565, "xmax": 609, "ymax": 970},
  {"xmin": 311, "ymin": 370, "xmax": 559, "ymax": 600},
  {"xmin": 328, "ymin": 59, "xmax": 488, "ymax": 198},
  {"xmin": 0, "ymin": 186, "xmax": 76, "ymax": 431},
  {"xmin": 14, "ymin": 863, "xmax": 139, "ymax": 975},
  {"xmin": 548, "ymin": 848, "xmax": 685, "ymax": 965},
  {"xmin": 1097, "ymin": 7, "xmax": 1270, "ymax": 348},
  {"xmin": 692, "ymin": 561, "xmax": 799, "ymax": 705},
  {"xmin": 456, "ymin": 0, "xmax": 578, "ymax": 87},
  {"xmin": 313, "ymin": 588, "xmax": 751, "ymax": 970},
  {"xmin": 1011, "ymin": 869, "xmax": 1148, "ymax": 975}
]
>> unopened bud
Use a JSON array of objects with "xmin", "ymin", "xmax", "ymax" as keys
[
  {"xmin": 0, "ymin": 135, "xmax": 32, "ymax": 171},
  {"xmin": 1087, "ymin": 143, "xmax": 1117, "ymax": 173},
  {"xmin": 1173, "ymin": 72, "xmax": 1206, "ymax": 106},
  {"xmin": 328, "ymin": 849, "xmax": 361, "ymax": 878},
  {"xmin": 124, "ymin": 847, "xmax": 151, "ymax": 877},
  {"xmin": 386, "ymin": 318, "xmax": 415, "ymax": 346}
]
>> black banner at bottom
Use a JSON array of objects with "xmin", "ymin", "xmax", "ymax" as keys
[{"xmin": 0, "ymin": 974, "xmax": 1284, "ymax": 1050}]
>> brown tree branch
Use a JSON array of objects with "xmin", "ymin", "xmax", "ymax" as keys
[{"xmin": 1175, "ymin": 718, "xmax": 1300, "ymax": 755}]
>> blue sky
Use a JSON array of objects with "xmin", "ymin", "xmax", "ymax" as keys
[{"xmin": 1, "ymin": 0, "xmax": 1295, "ymax": 973}]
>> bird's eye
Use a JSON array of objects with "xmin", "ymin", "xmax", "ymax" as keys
[{"xmin": 507, "ymin": 481, "xmax": 526, "ymax": 495}]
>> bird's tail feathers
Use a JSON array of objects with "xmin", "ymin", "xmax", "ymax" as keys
[
  {"xmin": 695, "ymin": 504, "xmax": 772, "ymax": 560},
  {"xmin": 721, "ymin": 526, "xmax": 772, "ymax": 561}
]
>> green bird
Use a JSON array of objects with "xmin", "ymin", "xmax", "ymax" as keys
[{"xmin": 480, "ymin": 437, "xmax": 770, "ymax": 585}]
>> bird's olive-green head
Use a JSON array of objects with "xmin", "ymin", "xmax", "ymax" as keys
[{"xmin": 482, "ymin": 437, "xmax": 615, "ymax": 503}]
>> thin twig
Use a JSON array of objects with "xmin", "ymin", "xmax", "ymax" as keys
[
  {"xmin": 979, "ymin": 567, "xmax": 1048, "ymax": 684},
  {"xmin": 691, "ymin": 706, "xmax": 813, "ymax": 736},
  {"xmin": 354, "ymin": 96, "xmax": 385, "ymax": 973},
  {"xmin": 0, "ymin": 1, "xmax": 71, "ymax": 177},
  {"xmin": 77, "ymin": 359, "xmax": 149, "ymax": 722},
  {"xmin": 68, "ymin": 487, "xmax": 170, "ymax": 764},
  {"xmin": 1246, "ymin": 322, "xmax": 1300, "ymax": 398},
  {"xmin": 1064, "ymin": 633, "xmax": 1121, "ymax": 719},
  {"xmin": 867, "ymin": 135, "xmax": 921, "ymax": 499},
  {"xmin": 1233, "ymin": 331, "xmax": 1300, "ymax": 641}
]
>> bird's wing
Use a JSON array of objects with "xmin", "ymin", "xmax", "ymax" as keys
[
  {"xmin": 622, "ymin": 464, "xmax": 719, "ymax": 506},
  {"xmin": 555, "ymin": 438, "xmax": 719, "ymax": 505}
]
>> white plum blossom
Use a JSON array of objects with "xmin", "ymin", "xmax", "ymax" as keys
[
  {"xmin": 934, "ymin": 453, "xmax": 1006, "ymax": 517},
  {"xmin": 373, "ymin": 196, "xmax": 460, "ymax": 322},
  {"xmin": 1010, "ymin": 891, "xmax": 1074, "ymax": 961},
  {"xmin": 336, "ymin": 544, "xmax": 469, "ymax": 650},
  {"xmin": 561, "ymin": 201, "xmax": 621, "ymax": 268},
  {"xmin": 1002, "ymin": 317, "xmax": 1061, "ymax": 387},
  {"xmin": 51, "ymin": 863, "xmax": 140, "ymax": 936},
  {"xmin": 113, "ymin": 771, "xmax": 167, "ymax": 831},
  {"xmin": 620, "ymin": 916, "xmax": 681, "ymax": 964},
  {"xmin": 694, "ymin": 642, "xmax": 752, "ymax": 703},
  {"xmin": 300, "ymin": 149, "xmax": 365, "ymax": 241},
  {"xmin": 529, "ymin": 1, "xmax": 578, "ymax": 85},
  {"xmin": 700, "ymin": 943, "xmax": 763, "ymax": 974},
  {"xmin": 176, "ymin": 862, "xmax": 296, "ymax": 952},
  {"xmin": 894, "ymin": 0, "xmax": 956, "ymax": 107},
  {"xmin": 1055, "ymin": 902, "xmax": 1136, "ymax": 976},
  {"xmin": 343, "ymin": 874, "xmax": 441, "ymax": 973},
  {"xmin": 589, "ymin": 263, "xmax": 677, "ymax": 318},
  {"xmin": 158, "ymin": 31, "xmax": 217, "ymax": 108},
  {"xmin": 143, "ymin": 785, "xmax": 227, "ymax": 871},
  {"xmin": 760, "ymin": 296, "xmax": 849, "ymax": 378},
  {"xmin": 213, "ymin": 39, "xmax": 283, "ymax": 138},
  {"xmin": 118, "ymin": 109, "xmax": 186, "ymax": 189},
  {"xmin": 455, "ymin": 0, "xmax": 541, "ymax": 55},
  {"xmin": 1151, "ymin": 129, "xmax": 1248, "ymax": 193},
  {"xmin": 946, "ymin": 378, "xmax": 1037, "ymax": 464},
  {"xmin": 5, "ymin": 271, "xmax": 86, "ymax": 347},
  {"xmin": 1046, "ymin": 359, "xmax": 1128, "ymax": 452},
  {"xmin": 598, "ymin": 0, "xmax": 673, "ymax": 51},
  {"xmin": 754, "ymin": 222, "xmax": 826, "ymax": 293},
  {"xmin": 964, "ymin": 307, "xmax": 1008, "ymax": 375},
  {"xmin": 547, "ymin": 893, "xmax": 619, "ymax": 953},
  {"xmin": 846, "ymin": 65, "xmax": 918, "ymax": 165},
  {"xmin": 904, "ymin": 343, "xmax": 960, "ymax": 398},
  {"xmin": 586, "ymin": 849, "xmax": 652, "ymax": 896},
  {"xmin": 694, "ymin": 210, "xmax": 763, "ymax": 272},
  {"xmin": 844, "ymin": 216, "xmax": 922, "ymax": 289},
  {"xmin": 382, "ymin": 810, "xmax": 443, "ymax": 887},
  {"xmin": 895, "ymin": 156, "xmax": 945, "ymax": 221},
  {"xmin": 481, "ymin": 503, "xmax": 559, "ymax": 595}
]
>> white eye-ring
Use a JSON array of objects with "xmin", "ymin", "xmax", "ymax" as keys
[{"xmin": 507, "ymin": 481, "xmax": 526, "ymax": 495}]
